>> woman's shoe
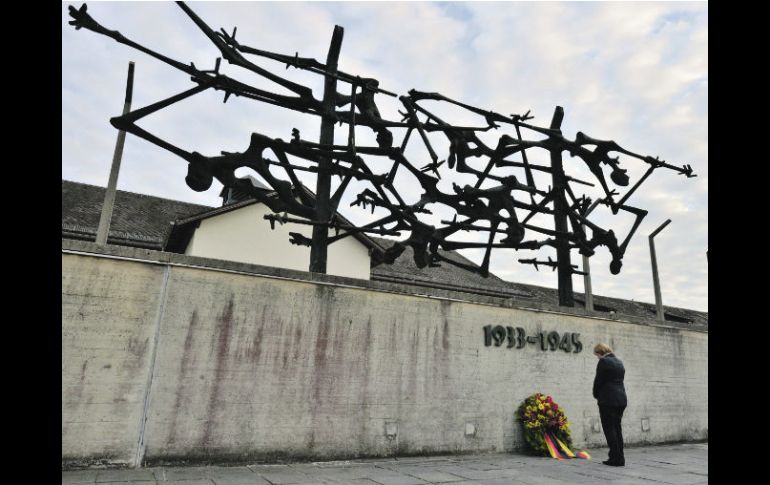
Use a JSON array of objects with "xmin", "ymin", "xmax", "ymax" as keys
[{"xmin": 602, "ymin": 460, "xmax": 625, "ymax": 466}]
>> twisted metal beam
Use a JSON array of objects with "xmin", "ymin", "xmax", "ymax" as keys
[{"xmin": 69, "ymin": 2, "xmax": 697, "ymax": 306}]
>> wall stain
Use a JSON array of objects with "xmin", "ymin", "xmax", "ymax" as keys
[
  {"xmin": 292, "ymin": 326, "xmax": 303, "ymax": 362},
  {"xmin": 359, "ymin": 316, "xmax": 374, "ymax": 444},
  {"xmin": 81, "ymin": 359, "xmax": 89, "ymax": 381},
  {"xmin": 201, "ymin": 296, "xmax": 236, "ymax": 447},
  {"xmin": 423, "ymin": 327, "xmax": 433, "ymax": 397},
  {"xmin": 168, "ymin": 309, "xmax": 200, "ymax": 445},
  {"xmin": 312, "ymin": 286, "xmax": 334, "ymax": 402},
  {"xmin": 332, "ymin": 310, "xmax": 345, "ymax": 360},
  {"xmin": 309, "ymin": 285, "xmax": 335, "ymax": 450},
  {"xmin": 407, "ymin": 324, "xmax": 419, "ymax": 401},
  {"xmin": 65, "ymin": 358, "xmax": 90, "ymax": 413},
  {"xmin": 127, "ymin": 336, "xmax": 149, "ymax": 360},
  {"xmin": 250, "ymin": 323, "xmax": 265, "ymax": 364},
  {"xmin": 442, "ymin": 318, "xmax": 450, "ymax": 351},
  {"xmin": 283, "ymin": 314, "xmax": 301, "ymax": 371},
  {"xmin": 389, "ymin": 317, "xmax": 398, "ymax": 351}
]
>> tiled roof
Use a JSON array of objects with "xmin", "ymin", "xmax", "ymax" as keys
[
  {"xmin": 370, "ymin": 237, "xmax": 708, "ymax": 327},
  {"xmin": 62, "ymin": 180, "xmax": 212, "ymax": 249},
  {"xmin": 369, "ymin": 237, "xmax": 534, "ymax": 299}
]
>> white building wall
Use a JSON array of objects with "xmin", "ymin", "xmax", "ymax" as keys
[{"xmin": 185, "ymin": 203, "xmax": 371, "ymax": 280}]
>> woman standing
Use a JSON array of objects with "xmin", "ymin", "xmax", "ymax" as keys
[{"xmin": 593, "ymin": 343, "xmax": 628, "ymax": 466}]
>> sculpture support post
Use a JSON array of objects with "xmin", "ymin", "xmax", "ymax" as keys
[
  {"xmin": 310, "ymin": 26, "xmax": 344, "ymax": 273},
  {"xmin": 649, "ymin": 219, "xmax": 671, "ymax": 322},
  {"xmin": 549, "ymin": 106, "xmax": 574, "ymax": 307},
  {"xmin": 582, "ymin": 225, "xmax": 594, "ymax": 311},
  {"xmin": 96, "ymin": 61, "xmax": 135, "ymax": 245}
]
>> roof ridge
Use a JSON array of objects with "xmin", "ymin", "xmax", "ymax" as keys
[{"xmin": 62, "ymin": 179, "xmax": 214, "ymax": 209}]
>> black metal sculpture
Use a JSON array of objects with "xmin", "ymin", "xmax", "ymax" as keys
[{"xmin": 68, "ymin": 2, "xmax": 696, "ymax": 307}]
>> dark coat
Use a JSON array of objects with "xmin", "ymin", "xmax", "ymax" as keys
[{"xmin": 593, "ymin": 353, "xmax": 628, "ymax": 407}]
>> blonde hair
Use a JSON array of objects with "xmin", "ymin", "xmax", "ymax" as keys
[{"xmin": 593, "ymin": 343, "xmax": 613, "ymax": 356}]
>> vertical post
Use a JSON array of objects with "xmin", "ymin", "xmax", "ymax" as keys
[
  {"xmin": 309, "ymin": 26, "xmax": 344, "ymax": 273},
  {"xmin": 582, "ymin": 225, "xmax": 594, "ymax": 312},
  {"xmin": 649, "ymin": 219, "xmax": 671, "ymax": 322},
  {"xmin": 96, "ymin": 61, "xmax": 135, "ymax": 245},
  {"xmin": 549, "ymin": 106, "xmax": 574, "ymax": 307}
]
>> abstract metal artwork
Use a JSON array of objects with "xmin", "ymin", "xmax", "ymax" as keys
[{"xmin": 68, "ymin": 2, "xmax": 696, "ymax": 306}]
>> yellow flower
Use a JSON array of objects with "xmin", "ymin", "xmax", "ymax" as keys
[{"xmin": 538, "ymin": 404, "xmax": 544, "ymax": 410}]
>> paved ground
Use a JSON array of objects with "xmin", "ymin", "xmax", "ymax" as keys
[{"xmin": 63, "ymin": 442, "xmax": 707, "ymax": 485}]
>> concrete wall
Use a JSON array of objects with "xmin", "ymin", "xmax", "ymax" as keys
[
  {"xmin": 62, "ymin": 241, "xmax": 707, "ymax": 468},
  {"xmin": 62, "ymin": 254, "xmax": 167, "ymax": 467},
  {"xmin": 185, "ymin": 203, "xmax": 372, "ymax": 280}
]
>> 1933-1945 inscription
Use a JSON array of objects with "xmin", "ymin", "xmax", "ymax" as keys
[{"xmin": 483, "ymin": 325, "xmax": 583, "ymax": 353}]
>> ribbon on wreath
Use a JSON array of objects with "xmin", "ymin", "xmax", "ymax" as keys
[
  {"xmin": 543, "ymin": 432, "xmax": 565, "ymax": 460},
  {"xmin": 544, "ymin": 431, "xmax": 592, "ymax": 460}
]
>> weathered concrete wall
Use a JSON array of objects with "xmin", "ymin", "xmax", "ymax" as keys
[
  {"xmin": 62, "ymin": 241, "xmax": 707, "ymax": 468},
  {"xmin": 62, "ymin": 254, "xmax": 166, "ymax": 467}
]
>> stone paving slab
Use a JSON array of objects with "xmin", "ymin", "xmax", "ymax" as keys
[
  {"xmin": 63, "ymin": 443, "xmax": 708, "ymax": 485},
  {"xmin": 248, "ymin": 466, "xmax": 315, "ymax": 484},
  {"xmin": 95, "ymin": 469, "xmax": 158, "ymax": 482},
  {"xmin": 96, "ymin": 482, "xmax": 157, "ymax": 485},
  {"xmin": 63, "ymin": 470, "xmax": 98, "ymax": 484},
  {"xmin": 166, "ymin": 481, "xmax": 214, "ymax": 485},
  {"xmin": 378, "ymin": 468, "xmax": 465, "ymax": 483}
]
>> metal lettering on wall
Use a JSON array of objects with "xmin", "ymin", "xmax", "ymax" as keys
[{"xmin": 483, "ymin": 325, "xmax": 582, "ymax": 353}]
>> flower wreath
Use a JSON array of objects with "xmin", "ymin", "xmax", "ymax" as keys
[{"xmin": 516, "ymin": 393, "xmax": 573, "ymax": 456}]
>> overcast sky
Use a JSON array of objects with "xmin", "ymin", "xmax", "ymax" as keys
[{"xmin": 62, "ymin": 1, "xmax": 708, "ymax": 312}]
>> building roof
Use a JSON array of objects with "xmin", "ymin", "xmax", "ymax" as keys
[
  {"xmin": 62, "ymin": 179, "xmax": 707, "ymax": 327},
  {"xmin": 369, "ymin": 237, "xmax": 534, "ymax": 299},
  {"xmin": 368, "ymin": 237, "xmax": 708, "ymax": 327},
  {"xmin": 62, "ymin": 180, "xmax": 212, "ymax": 250}
]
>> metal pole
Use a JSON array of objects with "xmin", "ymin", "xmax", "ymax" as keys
[
  {"xmin": 582, "ymin": 225, "xmax": 594, "ymax": 312},
  {"xmin": 649, "ymin": 219, "xmax": 671, "ymax": 322},
  {"xmin": 549, "ymin": 106, "xmax": 574, "ymax": 307},
  {"xmin": 96, "ymin": 61, "xmax": 135, "ymax": 245},
  {"xmin": 309, "ymin": 26, "xmax": 344, "ymax": 273}
]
